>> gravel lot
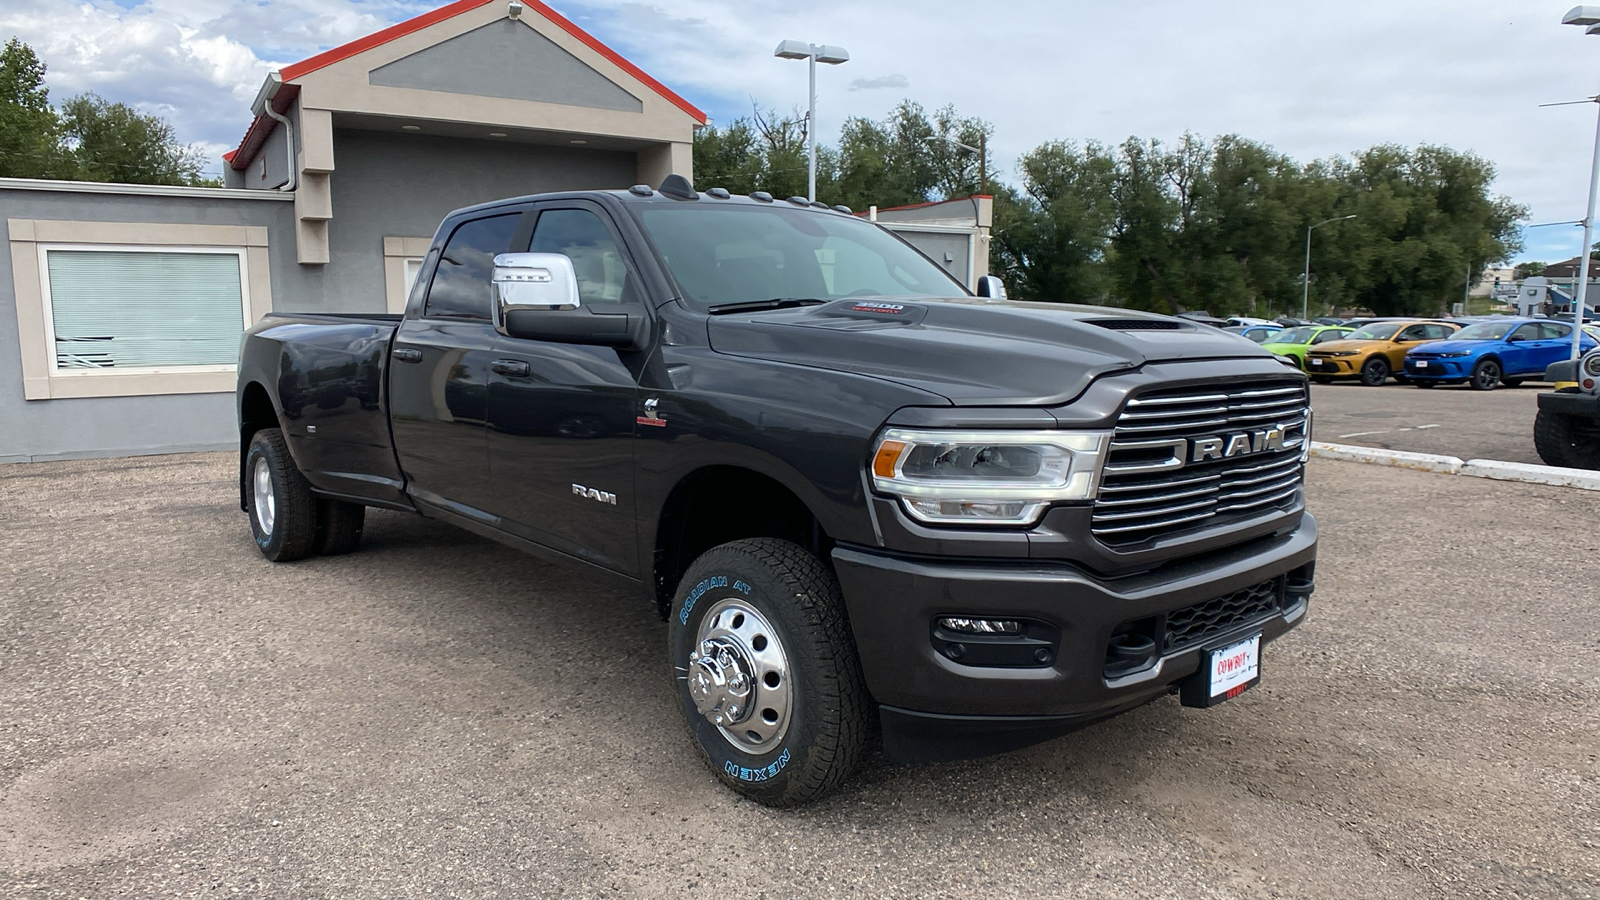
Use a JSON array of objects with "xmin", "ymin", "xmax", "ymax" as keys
[
  {"xmin": 1309, "ymin": 381, "xmax": 1547, "ymax": 464},
  {"xmin": 2, "ymin": 452, "xmax": 1597, "ymax": 899}
]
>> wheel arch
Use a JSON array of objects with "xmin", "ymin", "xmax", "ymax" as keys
[
  {"xmin": 238, "ymin": 380, "xmax": 280, "ymax": 510},
  {"xmin": 650, "ymin": 464, "xmax": 835, "ymax": 619}
]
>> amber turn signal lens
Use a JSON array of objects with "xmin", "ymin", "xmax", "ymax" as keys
[{"xmin": 873, "ymin": 440, "xmax": 907, "ymax": 478}]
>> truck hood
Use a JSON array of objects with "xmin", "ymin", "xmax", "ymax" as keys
[{"xmin": 705, "ymin": 297, "xmax": 1274, "ymax": 406}]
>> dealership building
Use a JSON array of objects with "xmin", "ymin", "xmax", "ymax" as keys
[{"xmin": 0, "ymin": 0, "xmax": 989, "ymax": 463}]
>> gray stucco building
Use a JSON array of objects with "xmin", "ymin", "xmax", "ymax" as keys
[{"xmin": 1, "ymin": 0, "xmax": 703, "ymax": 462}]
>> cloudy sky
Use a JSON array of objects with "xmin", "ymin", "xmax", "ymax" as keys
[{"xmin": 3, "ymin": 0, "xmax": 1598, "ymax": 263}]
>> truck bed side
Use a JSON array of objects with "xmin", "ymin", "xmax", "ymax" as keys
[{"xmin": 238, "ymin": 312, "xmax": 410, "ymax": 509}]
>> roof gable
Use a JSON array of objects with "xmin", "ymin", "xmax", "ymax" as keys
[
  {"xmin": 369, "ymin": 19, "xmax": 642, "ymax": 113},
  {"xmin": 279, "ymin": 0, "xmax": 702, "ymax": 122}
]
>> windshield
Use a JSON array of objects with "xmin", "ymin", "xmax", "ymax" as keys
[
  {"xmin": 1346, "ymin": 323, "xmax": 1402, "ymax": 341},
  {"xmin": 1244, "ymin": 329, "xmax": 1279, "ymax": 343},
  {"xmin": 1271, "ymin": 327, "xmax": 1318, "ymax": 344},
  {"xmin": 1453, "ymin": 321, "xmax": 1515, "ymax": 341},
  {"xmin": 634, "ymin": 204, "xmax": 967, "ymax": 312}
]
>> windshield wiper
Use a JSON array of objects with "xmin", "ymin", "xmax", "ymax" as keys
[{"xmin": 706, "ymin": 298, "xmax": 827, "ymax": 316}]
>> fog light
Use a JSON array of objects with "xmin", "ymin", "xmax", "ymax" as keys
[{"xmin": 937, "ymin": 617, "xmax": 1022, "ymax": 635}]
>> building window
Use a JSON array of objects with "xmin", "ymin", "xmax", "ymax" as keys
[
  {"xmin": 383, "ymin": 235, "xmax": 435, "ymax": 314},
  {"xmin": 41, "ymin": 246, "xmax": 249, "ymax": 373},
  {"xmin": 8, "ymin": 218, "xmax": 272, "ymax": 400}
]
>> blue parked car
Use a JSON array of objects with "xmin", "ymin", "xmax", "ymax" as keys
[
  {"xmin": 1403, "ymin": 318, "xmax": 1598, "ymax": 390},
  {"xmin": 1223, "ymin": 324, "xmax": 1283, "ymax": 344}
]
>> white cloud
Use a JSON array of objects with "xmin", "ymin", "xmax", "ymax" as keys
[
  {"xmin": 850, "ymin": 74, "xmax": 908, "ymax": 92},
  {"xmin": 0, "ymin": 0, "xmax": 1593, "ymax": 261}
]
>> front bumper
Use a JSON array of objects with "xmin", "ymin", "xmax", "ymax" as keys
[
  {"xmin": 831, "ymin": 514, "xmax": 1317, "ymax": 761},
  {"xmin": 1538, "ymin": 389, "xmax": 1600, "ymax": 421},
  {"xmin": 1306, "ymin": 356, "xmax": 1357, "ymax": 376},
  {"xmin": 1403, "ymin": 357, "xmax": 1469, "ymax": 380}
]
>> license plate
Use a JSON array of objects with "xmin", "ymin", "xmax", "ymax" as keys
[
  {"xmin": 1313, "ymin": 361, "xmax": 1333, "ymax": 371},
  {"xmin": 1180, "ymin": 633, "xmax": 1261, "ymax": 708},
  {"xmin": 1415, "ymin": 360, "xmax": 1429, "ymax": 368}
]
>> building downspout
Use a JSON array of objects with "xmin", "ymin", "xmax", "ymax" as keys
[{"xmin": 253, "ymin": 74, "xmax": 296, "ymax": 192}]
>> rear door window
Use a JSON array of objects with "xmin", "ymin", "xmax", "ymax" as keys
[
  {"xmin": 424, "ymin": 213, "xmax": 523, "ymax": 319},
  {"xmin": 1539, "ymin": 322, "xmax": 1572, "ymax": 340}
]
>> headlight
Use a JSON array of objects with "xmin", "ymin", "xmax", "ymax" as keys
[
  {"xmin": 1434, "ymin": 351, "xmax": 1471, "ymax": 358},
  {"xmin": 869, "ymin": 429, "xmax": 1110, "ymax": 526},
  {"xmin": 1327, "ymin": 350, "xmax": 1359, "ymax": 357}
]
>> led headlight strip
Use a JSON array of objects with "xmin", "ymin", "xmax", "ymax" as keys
[{"xmin": 869, "ymin": 428, "xmax": 1111, "ymax": 526}]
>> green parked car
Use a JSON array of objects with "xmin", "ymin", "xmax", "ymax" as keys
[{"xmin": 1261, "ymin": 324, "xmax": 1354, "ymax": 370}]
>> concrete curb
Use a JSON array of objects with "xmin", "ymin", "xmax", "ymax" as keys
[
  {"xmin": 1310, "ymin": 441, "xmax": 1600, "ymax": 491},
  {"xmin": 1460, "ymin": 458, "xmax": 1600, "ymax": 490},
  {"xmin": 1308, "ymin": 442, "xmax": 1463, "ymax": 474}
]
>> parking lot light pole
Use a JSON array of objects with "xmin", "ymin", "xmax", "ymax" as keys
[
  {"xmin": 1302, "ymin": 215, "xmax": 1356, "ymax": 320},
  {"xmin": 774, "ymin": 40, "xmax": 850, "ymax": 202},
  {"xmin": 1562, "ymin": 6, "xmax": 1600, "ymax": 359}
]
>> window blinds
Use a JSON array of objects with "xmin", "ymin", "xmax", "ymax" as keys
[{"xmin": 46, "ymin": 249, "xmax": 245, "ymax": 370}]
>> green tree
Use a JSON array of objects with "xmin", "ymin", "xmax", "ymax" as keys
[
  {"xmin": 0, "ymin": 37, "xmax": 63, "ymax": 179},
  {"xmin": 1324, "ymin": 145, "xmax": 1526, "ymax": 316},
  {"xmin": 1514, "ymin": 261, "xmax": 1547, "ymax": 280},
  {"xmin": 994, "ymin": 140, "xmax": 1116, "ymax": 303},
  {"xmin": 58, "ymin": 93, "xmax": 210, "ymax": 185}
]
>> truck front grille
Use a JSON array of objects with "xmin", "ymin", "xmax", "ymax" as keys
[{"xmin": 1092, "ymin": 380, "xmax": 1308, "ymax": 547}]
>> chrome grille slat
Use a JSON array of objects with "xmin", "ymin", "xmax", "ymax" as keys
[
  {"xmin": 1097, "ymin": 472, "xmax": 1221, "ymax": 493},
  {"xmin": 1093, "ymin": 379, "xmax": 1308, "ymax": 546},
  {"xmin": 1093, "ymin": 484, "xmax": 1220, "ymax": 507},
  {"xmin": 1092, "ymin": 496, "xmax": 1218, "ymax": 522}
]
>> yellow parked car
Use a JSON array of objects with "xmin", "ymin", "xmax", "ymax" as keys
[{"xmin": 1305, "ymin": 319, "xmax": 1461, "ymax": 386}]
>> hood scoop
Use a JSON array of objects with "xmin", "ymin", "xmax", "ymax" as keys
[{"xmin": 1086, "ymin": 318, "xmax": 1187, "ymax": 331}]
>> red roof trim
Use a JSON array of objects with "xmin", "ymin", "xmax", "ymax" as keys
[
  {"xmin": 274, "ymin": 0, "xmax": 705, "ymax": 123},
  {"xmin": 279, "ymin": 0, "xmax": 493, "ymax": 81},
  {"xmin": 226, "ymin": 84, "xmax": 300, "ymax": 171},
  {"xmin": 222, "ymin": 150, "xmax": 236, "ymax": 163}
]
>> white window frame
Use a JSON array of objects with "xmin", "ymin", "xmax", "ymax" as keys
[
  {"xmin": 36, "ymin": 243, "xmax": 252, "ymax": 379},
  {"xmin": 8, "ymin": 218, "xmax": 272, "ymax": 400},
  {"xmin": 383, "ymin": 236, "xmax": 433, "ymax": 314}
]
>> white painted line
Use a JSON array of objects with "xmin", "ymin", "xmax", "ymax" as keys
[
  {"xmin": 1460, "ymin": 459, "xmax": 1600, "ymax": 491},
  {"xmin": 1338, "ymin": 430, "xmax": 1391, "ymax": 438},
  {"xmin": 1309, "ymin": 442, "xmax": 1464, "ymax": 474},
  {"xmin": 1415, "ymin": 424, "xmax": 1441, "ymax": 430}
]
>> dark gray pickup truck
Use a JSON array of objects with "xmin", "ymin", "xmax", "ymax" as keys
[{"xmin": 237, "ymin": 176, "xmax": 1318, "ymax": 806}]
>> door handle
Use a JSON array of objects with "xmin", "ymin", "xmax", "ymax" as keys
[
  {"xmin": 491, "ymin": 359, "xmax": 531, "ymax": 377},
  {"xmin": 392, "ymin": 348, "xmax": 423, "ymax": 363}
]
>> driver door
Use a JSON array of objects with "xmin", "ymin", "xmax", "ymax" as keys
[{"xmin": 1389, "ymin": 323, "xmax": 1434, "ymax": 368}]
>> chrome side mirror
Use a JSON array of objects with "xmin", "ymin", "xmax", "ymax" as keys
[
  {"xmin": 976, "ymin": 275, "xmax": 1008, "ymax": 299},
  {"xmin": 493, "ymin": 253, "xmax": 580, "ymax": 320}
]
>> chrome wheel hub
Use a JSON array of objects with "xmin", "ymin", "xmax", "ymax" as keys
[
  {"xmin": 689, "ymin": 599, "xmax": 792, "ymax": 754},
  {"xmin": 252, "ymin": 457, "xmax": 275, "ymax": 536}
]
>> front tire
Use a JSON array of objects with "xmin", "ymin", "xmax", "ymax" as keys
[
  {"xmin": 669, "ymin": 538, "xmax": 870, "ymax": 807},
  {"xmin": 1360, "ymin": 356, "xmax": 1390, "ymax": 386},
  {"xmin": 1470, "ymin": 359, "xmax": 1502, "ymax": 391},
  {"xmin": 1534, "ymin": 409, "xmax": 1600, "ymax": 470},
  {"xmin": 245, "ymin": 428, "xmax": 317, "ymax": 562}
]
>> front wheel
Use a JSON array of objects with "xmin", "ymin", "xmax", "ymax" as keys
[
  {"xmin": 1533, "ymin": 409, "xmax": 1600, "ymax": 470},
  {"xmin": 1470, "ymin": 359, "xmax": 1502, "ymax": 391},
  {"xmin": 669, "ymin": 538, "xmax": 870, "ymax": 807},
  {"xmin": 1359, "ymin": 356, "xmax": 1390, "ymax": 386}
]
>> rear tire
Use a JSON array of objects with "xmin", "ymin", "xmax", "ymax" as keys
[
  {"xmin": 314, "ymin": 500, "xmax": 366, "ymax": 555},
  {"xmin": 1534, "ymin": 409, "xmax": 1600, "ymax": 470},
  {"xmin": 669, "ymin": 538, "xmax": 870, "ymax": 808},
  {"xmin": 245, "ymin": 428, "xmax": 317, "ymax": 562},
  {"xmin": 1359, "ymin": 357, "xmax": 1390, "ymax": 386},
  {"xmin": 1470, "ymin": 358, "xmax": 1502, "ymax": 391}
]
